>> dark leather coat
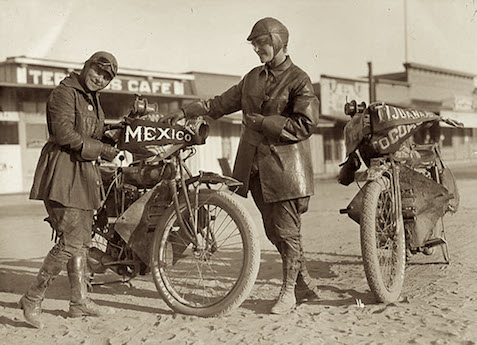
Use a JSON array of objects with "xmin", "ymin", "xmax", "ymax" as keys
[
  {"xmin": 30, "ymin": 73, "xmax": 107, "ymax": 210},
  {"xmin": 186, "ymin": 57, "xmax": 319, "ymax": 202}
]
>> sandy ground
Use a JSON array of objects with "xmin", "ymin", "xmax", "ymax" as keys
[{"xmin": 0, "ymin": 163, "xmax": 476, "ymax": 345}]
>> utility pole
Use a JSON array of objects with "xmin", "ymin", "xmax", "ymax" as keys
[
  {"xmin": 404, "ymin": 0, "xmax": 408, "ymax": 62},
  {"xmin": 368, "ymin": 61, "xmax": 376, "ymax": 103}
]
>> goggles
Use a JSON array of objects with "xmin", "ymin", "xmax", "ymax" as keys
[{"xmin": 91, "ymin": 57, "xmax": 117, "ymax": 77}]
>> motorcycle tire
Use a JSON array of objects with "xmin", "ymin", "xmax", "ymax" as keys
[
  {"xmin": 360, "ymin": 176, "xmax": 406, "ymax": 303},
  {"xmin": 150, "ymin": 189, "xmax": 260, "ymax": 317}
]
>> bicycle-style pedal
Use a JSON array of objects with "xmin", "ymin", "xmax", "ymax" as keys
[{"xmin": 422, "ymin": 237, "xmax": 447, "ymax": 248}]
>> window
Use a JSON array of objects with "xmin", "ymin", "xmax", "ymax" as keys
[
  {"xmin": 323, "ymin": 127, "xmax": 344, "ymax": 162},
  {"xmin": 441, "ymin": 127, "xmax": 452, "ymax": 147},
  {"xmin": 0, "ymin": 121, "xmax": 19, "ymax": 144}
]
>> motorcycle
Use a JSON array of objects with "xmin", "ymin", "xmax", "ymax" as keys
[
  {"xmin": 88, "ymin": 96, "xmax": 260, "ymax": 317},
  {"xmin": 339, "ymin": 100, "xmax": 462, "ymax": 303}
]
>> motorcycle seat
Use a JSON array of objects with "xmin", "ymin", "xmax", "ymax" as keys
[{"xmin": 412, "ymin": 143, "xmax": 438, "ymax": 167}]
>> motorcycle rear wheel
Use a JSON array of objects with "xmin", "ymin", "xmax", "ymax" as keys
[
  {"xmin": 360, "ymin": 177, "xmax": 406, "ymax": 303},
  {"xmin": 150, "ymin": 189, "xmax": 260, "ymax": 317}
]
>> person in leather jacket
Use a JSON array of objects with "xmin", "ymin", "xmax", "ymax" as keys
[
  {"xmin": 20, "ymin": 51, "xmax": 120, "ymax": 328},
  {"xmin": 164, "ymin": 17, "xmax": 320, "ymax": 314}
]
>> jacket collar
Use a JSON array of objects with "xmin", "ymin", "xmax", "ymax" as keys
[
  {"xmin": 260, "ymin": 56, "xmax": 293, "ymax": 79},
  {"xmin": 61, "ymin": 72, "xmax": 99, "ymax": 101},
  {"xmin": 61, "ymin": 72, "xmax": 87, "ymax": 92}
]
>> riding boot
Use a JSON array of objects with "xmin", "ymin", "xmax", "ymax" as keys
[
  {"xmin": 270, "ymin": 243, "xmax": 300, "ymax": 314},
  {"xmin": 67, "ymin": 255, "xmax": 104, "ymax": 318},
  {"xmin": 295, "ymin": 266, "xmax": 320, "ymax": 302},
  {"xmin": 19, "ymin": 254, "xmax": 63, "ymax": 329},
  {"xmin": 295, "ymin": 248, "xmax": 320, "ymax": 303}
]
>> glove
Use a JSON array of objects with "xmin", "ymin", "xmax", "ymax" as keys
[
  {"xmin": 183, "ymin": 100, "xmax": 210, "ymax": 117},
  {"xmin": 100, "ymin": 143, "xmax": 120, "ymax": 162},
  {"xmin": 159, "ymin": 109, "xmax": 185, "ymax": 126},
  {"xmin": 103, "ymin": 120, "xmax": 124, "ymax": 144},
  {"xmin": 145, "ymin": 113, "xmax": 164, "ymax": 122},
  {"xmin": 338, "ymin": 152, "xmax": 361, "ymax": 186},
  {"xmin": 244, "ymin": 113, "xmax": 264, "ymax": 131}
]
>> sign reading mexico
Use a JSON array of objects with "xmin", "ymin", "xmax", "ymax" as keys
[{"xmin": 118, "ymin": 119, "xmax": 194, "ymax": 152}]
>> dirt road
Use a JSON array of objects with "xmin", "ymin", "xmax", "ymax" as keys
[{"xmin": 0, "ymin": 164, "xmax": 476, "ymax": 345}]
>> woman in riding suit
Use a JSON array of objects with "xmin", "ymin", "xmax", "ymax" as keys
[
  {"xmin": 166, "ymin": 18, "xmax": 320, "ymax": 314},
  {"xmin": 20, "ymin": 51, "xmax": 120, "ymax": 328}
]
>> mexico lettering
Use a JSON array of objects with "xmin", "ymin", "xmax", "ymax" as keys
[{"xmin": 124, "ymin": 124, "xmax": 192, "ymax": 144}]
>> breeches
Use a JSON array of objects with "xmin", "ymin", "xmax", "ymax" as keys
[
  {"xmin": 44, "ymin": 200, "xmax": 94, "ymax": 265},
  {"xmin": 249, "ymin": 174, "xmax": 309, "ymax": 255}
]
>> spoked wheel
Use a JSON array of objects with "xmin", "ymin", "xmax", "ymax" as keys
[
  {"xmin": 360, "ymin": 177, "xmax": 406, "ymax": 303},
  {"xmin": 150, "ymin": 189, "xmax": 260, "ymax": 317}
]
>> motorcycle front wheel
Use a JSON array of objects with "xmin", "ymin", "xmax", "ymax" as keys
[
  {"xmin": 360, "ymin": 176, "xmax": 406, "ymax": 303},
  {"xmin": 150, "ymin": 189, "xmax": 260, "ymax": 317}
]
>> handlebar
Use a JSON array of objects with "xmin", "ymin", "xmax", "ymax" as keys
[
  {"xmin": 441, "ymin": 117, "xmax": 464, "ymax": 128},
  {"xmin": 344, "ymin": 100, "xmax": 367, "ymax": 117},
  {"xmin": 131, "ymin": 97, "xmax": 158, "ymax": 117},
  {"xmin": 104, "ymin": 123, "xmax": 124, "ymax": 131}
]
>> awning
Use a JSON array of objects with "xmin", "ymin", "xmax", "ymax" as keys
[
  {"xmin": 320, "ymin": 113, "xmax": 349, "ymax": 123},
  {"xmin": 217, "ymin": 112, "xmax": 242, "ymax": 124},
  {"xmin": 440, "ymin": 110, "xmax": 477, "ymax": 128},
  {"xmin": 317, "ymin": 117, "xmax": 337, "ymax": 127}
]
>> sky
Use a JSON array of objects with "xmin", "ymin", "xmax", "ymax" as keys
[{"xmin": 1, "ymin": 0, "xmax": 477, "ymax": 83}]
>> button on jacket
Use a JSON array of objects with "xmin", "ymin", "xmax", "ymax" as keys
[
  {"xmin": 187, "ymin": 57, "xmax": 319, "ymax": 202},
  {"xmin": 30, "ymin": 73, "xmax": 106, "ymax": 210}
]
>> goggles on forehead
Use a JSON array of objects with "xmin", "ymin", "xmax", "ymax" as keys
[
  {"xmin": 96, "ymin": 58, "xmax": 116, "ymax": 69},
  {"xmin": 91, "ymin": 59, "xmax": 117, "ymax": 77}
]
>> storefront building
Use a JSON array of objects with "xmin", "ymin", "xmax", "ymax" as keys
[
  {"xmin": 0, "ymin": 56, "xmax": 200, "ymax": 194},
  {"xmin": 0, "ymin": 55, "xmax": 329, "ymax": 195},
  {"xmin": 376, "ymin": 63, "xmax": 477, "ymax": 163},
  {"xmin": 1, "ymin": 56, "xmax": 475, "ymax": 194},
  {"xmin": 316, "ymin": 62, "xmax": 477, "ymax": 176}
]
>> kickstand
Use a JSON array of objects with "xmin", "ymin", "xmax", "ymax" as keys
[{"xmin": 88, "ymin": 274, "xmax": 134, "ymax": 288}]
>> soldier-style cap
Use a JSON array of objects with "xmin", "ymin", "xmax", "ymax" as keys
[{"xmin": 85, "ymin": 51, "xmax": 118, "ymax": 78}]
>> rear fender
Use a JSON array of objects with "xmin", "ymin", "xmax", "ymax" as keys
[{"xmin": 185, "ymin": 171, "xmax": 243, "ymax": 189}]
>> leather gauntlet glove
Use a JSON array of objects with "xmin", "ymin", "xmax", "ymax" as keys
[
  {"xmin": 159, "ymin": 109, "xmax": 185, "ymax": 126},
  {"xmin": 244, "ymin": 113, "xmax": 265, "ymax": 131},
  {"xmin": 100, "ymin": 143, "xmax": 120, "ymax": 162}
]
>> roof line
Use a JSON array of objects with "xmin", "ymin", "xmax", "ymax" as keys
[
  {"xmin": 0, "ymin": 81, "xmax": 199, "ymax": 99},
  {"xmin": 4, "ymin": 56, "xmax": 195, "ymax": 80},
  {"xmin": 404, "ymin": 62, "xmax": 476, "ymax": 78},
  {"xmin": 320, "ymin": 74, "xmax": 368, "ymax": 83}
]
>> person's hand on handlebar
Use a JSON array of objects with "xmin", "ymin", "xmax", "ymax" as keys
[
  {"xmin": 159, "ymin": 109, "xmax": 185, "ymax": 126},
  {"xmin": 103, "ymin": 119, "xmax": 125, "ymax": 132},
  {"xmin": 100, "ymin": 143, "xmax": 120, "ymax": 162},
  {"xmin": 103, "ymin": 118, "xmax": 127, "ymax": 144}
]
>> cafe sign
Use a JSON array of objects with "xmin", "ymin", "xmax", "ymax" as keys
[{"xmin": 15, "ymin": 65, "xmax": 186, "ymax": 95}]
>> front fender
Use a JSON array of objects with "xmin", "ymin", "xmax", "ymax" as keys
[{"xmin": 366, "ymin": 158, "xmax": 391, "ymax": 181}]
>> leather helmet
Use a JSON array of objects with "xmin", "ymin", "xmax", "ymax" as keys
[
  {"xmin": 85, "ymin": 51, "xmax": 118, "ymax": 78},
  {"xmin": 247, "ymin": 17, "xmax": 289, "ymax": 50}
]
